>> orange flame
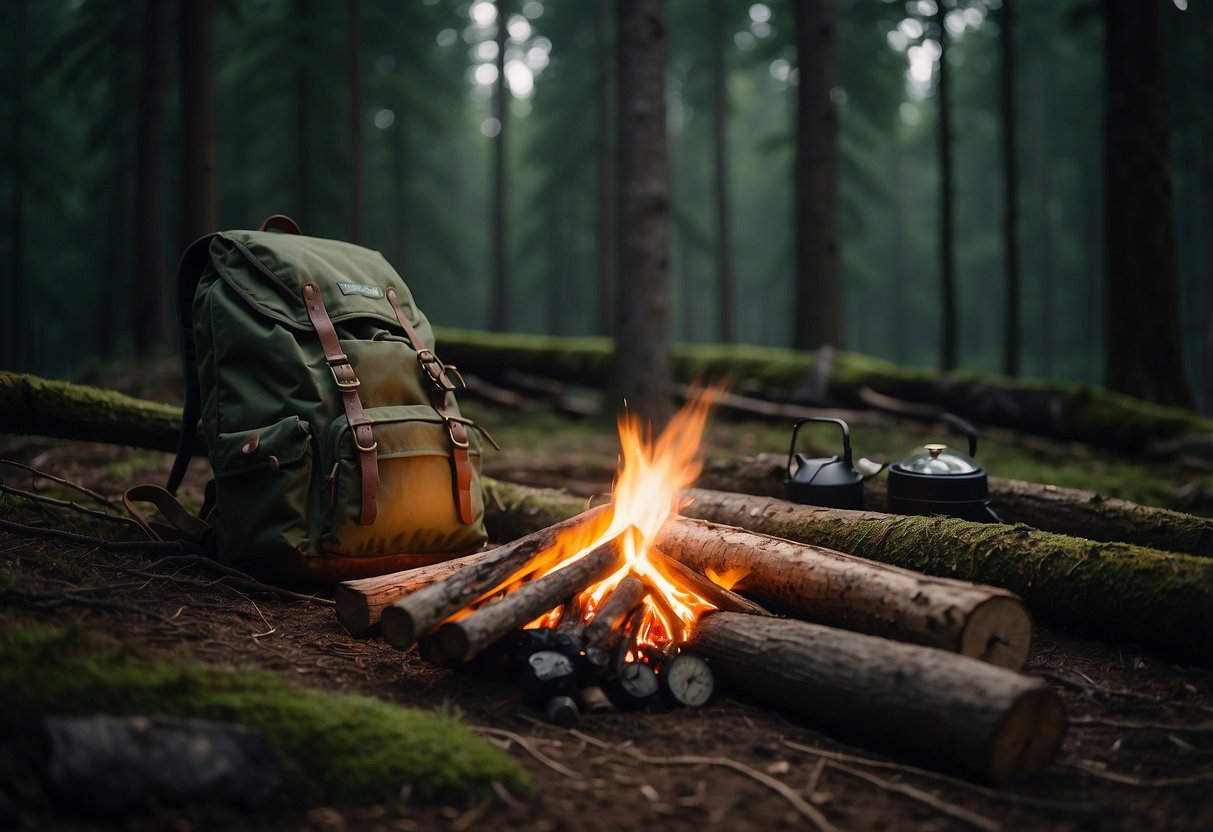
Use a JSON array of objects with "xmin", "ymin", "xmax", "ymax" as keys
[{"xmin": 527, "ymin": 387, "xmax": 723, "ymax": 650}]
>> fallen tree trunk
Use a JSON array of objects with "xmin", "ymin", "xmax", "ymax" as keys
[
  {"xmin": 696, "ymin": 452, "xmax": 1213, "ymax": 558},
  {"xmin": 681, "ymin": 488, "xmax": 1213, "ymax": 662},
  {"xmin": 433, "ymin": 328, "xmax": 1213, "ymax": 450},
  {"xmin": 657, "ymin": 520, "xmax": 1031, "ymax": 669},
  {"xmin": 687, "ymin": 612, "xmax": 1066, "ymax": 783},
  {"xmin": 483, "ymin": 478, "xmax": 1213, "ymax": 661},
  {"xmin": 0, "ymin": 371, "xmax": 195, "ymax": 454}
]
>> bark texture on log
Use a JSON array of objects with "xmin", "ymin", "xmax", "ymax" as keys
[
  {"xmin": 336, "ymin": 552, "xmax": 484, "ymax": 635},
  {"xmin": 658, "ymin": 519, "xmax": 1030, "ymax": 669},
  {"xmin": 696, "ymin": 452, "xmax": 1213, "ymax": 558},
  {"xmin": 429, "ymin": 539, "xmax": 624, "ymax": 666},
  {"xmin": 0, "ymin": 372, "xmax": 191, "ymax": 454},
  {"xmin": 681, "ymin": 488, "xmax": 1213, "ymax": 661},
  {"xmin": 688, "ymin": 612, "xmax": 1065, "ymax": 783},
  {"xmin": 381, "ymin": 505, "xmax": 608, "ymax": 650},
  {"xmin": 483, "ymin": 478, "xmax": 1213, "ymax": 661}
]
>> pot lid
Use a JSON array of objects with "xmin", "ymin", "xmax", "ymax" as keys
[{"xmin": 897, "ymin": 443, "xmax": 981, "ymax": 476}]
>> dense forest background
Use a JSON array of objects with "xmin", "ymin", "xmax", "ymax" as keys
[{"xmin": 1, "ymin": 0, "xmax": 1210, "ymax": 411}]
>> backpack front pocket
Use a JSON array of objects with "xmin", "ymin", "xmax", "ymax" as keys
[
  {"xmin": 322, "ymin": 405, "xmax": 486, "ymax": 557},
  {"xmin": 212, "ymin": 415, "xmax": 313, "ymax": 563}
]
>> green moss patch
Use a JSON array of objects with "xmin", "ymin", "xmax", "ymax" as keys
[{"xmin": 0, "ymin": 625, "xmax": 531, "ymax": 805}]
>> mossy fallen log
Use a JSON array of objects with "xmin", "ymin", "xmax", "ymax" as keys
[
  {"xmin": 482, "ymin": 478, "xmax": 1213, "ymax": 662},
  {"xmin": 435, "ymin": 328, "xmax": 1213, "ymax": 450},
  {"xmin": 696, "ymin": 453, "xmax": 1213, "ymax": 558},
  {"xmin": 0, "ymin": 371, "xmax": 193, "ymax": 454}
]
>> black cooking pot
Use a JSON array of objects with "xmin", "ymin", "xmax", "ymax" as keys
[
  {"xmin": 887, "ymin": 414, "xmax": 1003, "ymax": 523},
  {"xmin": 784, "ymin": 416, "xmax": 865, "ymax": 510}
]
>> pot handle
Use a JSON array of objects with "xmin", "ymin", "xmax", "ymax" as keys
[
  {"xmin": 942, "ymin": 413, "xmax": 978, "ymax": 459},
  {"xmin": 788, "ymin": 416, "xmax": 853, "ymax": 478}
]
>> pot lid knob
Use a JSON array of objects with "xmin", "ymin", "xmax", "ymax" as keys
[{"xmin": 924, "ymin": 443, "xmax": 947, "ymax": 458}]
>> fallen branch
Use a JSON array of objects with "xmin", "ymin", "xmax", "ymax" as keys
[{"xmin": 823, "ymin": 760, "xmax": 1002, "ymax": 832}]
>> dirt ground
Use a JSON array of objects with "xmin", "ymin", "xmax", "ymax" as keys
[{"xmin": 2, "ymin": 429, "xmax": 1213, "ymax": 832}]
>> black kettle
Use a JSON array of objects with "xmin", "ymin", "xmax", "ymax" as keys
[
  {"xmin": 887, "ymin": 414, "xmax": 1003, "ymax": 523},
  {"xmin": 785, "ymin": 416, "xmax": 866, "ymax": 510}
]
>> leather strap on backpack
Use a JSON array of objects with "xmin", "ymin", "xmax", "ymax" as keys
[
  {"xmin": 302, "ymin": 282, "xmax": 379, "ymax": 526},
  {"xmin": 123, "ymin": 484, "xmax": 214, "ymax": 548},
  {"xmin": 386, "ymin": 287, "xmax": 475, "ymax": 525}
]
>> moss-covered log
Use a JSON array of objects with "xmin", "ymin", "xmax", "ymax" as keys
[
  {"xmin": 435, "ymin": 328, "xmax": 1213, "ymax": 450},
  {"xmin": 0, "ymin": 371, "xmax": 195, "ymax": 454},
  {"xmin": 481, "ymin": 478, "xmax": 1213, "ymax": 661},
  {"xmin": 696, "ymin": 453, "xmax": 1213, "ymax": 557}
]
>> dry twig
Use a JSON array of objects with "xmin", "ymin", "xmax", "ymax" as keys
[
  {"xmin": 823, "ymin": 760, "xmax": 1002, "ymax": 832},
  {"xmin": 473, "ymin": 726, "xmax": 583, "ymax": 781}
]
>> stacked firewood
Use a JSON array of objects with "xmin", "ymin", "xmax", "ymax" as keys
[{"xmin": 337, "ymin": 500, "xmax": 1067, "ymax": 784}]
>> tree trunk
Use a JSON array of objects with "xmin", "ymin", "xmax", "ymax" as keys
[
  {"xmin": 611, "ymin": 0, "xmax": 672, "ymax": 426},
  {"xmin": 696, "ymin": 451, "xmax": 1213, "ymax": 557},
  {"xmin": 936, "ymin": 1, "xmax": 957, "ymax": 372},
  {"xmin": 390, "ymin": 118, "xmax": 408, "ymax": 271},
  {"xmin": 594, "ymin": 0, "xmax": 614, "ymax": 337},
  {"xmin": 710, "ymin": 0, "xmax": 734, "ymax": 343},
  {"xmin": 680, "ymin": 488, "xmax": 1213, "ymax": 661},
  {"xmin": 489, "ymin": 0, "xmax": 510, "ymax": 331},
  {"xmin": 687, "ymin": 612, "xmax": 1066, "ymax": 783},
  {"xmin": 133, "ymin": 0, "xmax": 169, "ymax": 357},
  {"xmin": 1031, "ymin": 55, "xmax": 1055, "ymax": 377},
  {"xmin": 792, "ymin": 0, "xmax": 841, "ymax": 351},
  {"xmin": 1205, "ymin": 4, "xmax": 1213, "ymax": 413},
  {"xmin": 1000, "ymin": 0, "xmax": 1020, "ymax": 378},
  {"xmin": 293, "ymin": 0, "xmax": 314, "ymax": 231},
  {"xmin": 657, "ymin": 519, "xmax": 1031, "ymax": 669},
  {"xmin": 179, "ymin": 0, "xmax": 219, "ymax": 246},
  {"xmin": 347, "ymin": 0, "xmax": 364, "ymax": 244},
  {"xmin": 7, "ymin": 0, "xmax": 27, "ymax": 370},
  {"xmin": 1103, "ymin": 0, "xmax": 1194, "ymax": 407}
]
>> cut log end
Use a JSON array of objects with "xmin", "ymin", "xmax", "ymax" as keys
[
  {"xmin": 380, "ymin": 605, "xmax": 422, "ymax": 651},
  {"xmin": 989, "ymin": 685, "xmax": 1068, "ymax": 783},
  {"xmin": 334, "ymin": 587, "xmax": 372, "ymax": 636},
  {"xmin": 961, "ymin": 596, "xmax": 1033, "ymax": 671}
]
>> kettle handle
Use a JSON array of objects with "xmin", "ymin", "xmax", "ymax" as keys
[
  {"xmin": 788, "ymin": 416, "xmax": 853, "ymax": 479},
  {"xmin": 942, "ymin": 413, "xmax": 979, "ymax": 458}
]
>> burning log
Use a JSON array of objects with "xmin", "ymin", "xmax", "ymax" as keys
[
  {"xmin": 580, "ymin": 575, "xmax": 647, "ymax": 649},
  {"xmin": 687, "ymin": 612, "xmax": 1066, "ymax": 783},
  {"xmin": 656, "ymin": 519, "xmax": 1030, "ymax": 670},
  {"xmin": 648, "ymin": 547, "xmax": 773, "ymax": 619},
  {"xmin": 379, "ymin": 505, "xmax": 609, "ymax": 650},
  {"xmin": 425, "ymin": 538, "xmax": 625, "ymax": 666}
]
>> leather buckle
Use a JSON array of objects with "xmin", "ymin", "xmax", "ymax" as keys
[
  {"xmin": 417, "ymin": 349, "xmax": 456, "ymax": 393},
  {"xmin": 329, "ymin": 361, "xmax": 360, "ymax": 391},
  {"xmin": 446, "ymin": 420, "xmax": 470, "ymax": 450},
  {"xmin": 355, "ymin": 435, "xmax": 378, "ymax": 453}
]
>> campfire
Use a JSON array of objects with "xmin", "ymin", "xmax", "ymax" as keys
[{"xmin": 336, "ymin": 391, "xmax": 1068, "ymax": 783}]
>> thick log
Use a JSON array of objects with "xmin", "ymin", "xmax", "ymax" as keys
[
  {"xmin": 335, "ymin": 552, "xmax": 485, "ymax": 635},
  {"xmin": 696, "ymin": 452, "xmax": 1213, "ymax": 557},
  {"xmin": 428, "ymin": 539, "xmax": 624, "ymax": 665},
  {"xmin": 0, "ymin": 371, "xmax": 196, "ymax": 454},
  {"xmin": 380, "ymin": 504, "xmax": 608, "ymax": 650},
  {"xmin": 657, "ymin": 519, "xmax": 1030, "ymax": 669},
  {"xmin": 483, "ymin": 478, "xmax": 1213, "ymax": 661},
  {"xmin": 681, "ymin": 488, "xmax": 1213, "ymax": 662},
  {"xmin": 581, "ymin": 575, "xmax": 647, "ymax": 649},
  {"xmin": 687, "ymin": 612, "xmax": 1066, "ymax": 783}
]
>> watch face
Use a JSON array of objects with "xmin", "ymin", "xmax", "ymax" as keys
[
  {"xmin": 664, "ymin": 653, "xmax": 714, "ymax": 707},
  {"xmin": 528, "ymin": 650, "xmax": 575, "ymax": 682}
]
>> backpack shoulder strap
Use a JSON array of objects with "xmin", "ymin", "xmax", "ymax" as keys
[{"xmin": 166, "ymin": 234, "xmax": 218, "ymax": 494}]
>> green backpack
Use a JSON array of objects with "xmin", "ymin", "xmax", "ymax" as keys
[{"xmin": 135, "ymin": 216, "xmax": 490, "ymax": 582}]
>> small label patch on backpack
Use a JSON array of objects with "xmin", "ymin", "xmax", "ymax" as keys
[{"xmin": 337, "ymin": 281, "xmax": 385, "ymax": 299}]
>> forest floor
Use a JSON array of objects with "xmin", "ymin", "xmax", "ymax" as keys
[{"xmin": 2, "ymin": 362, "xmax": 1213, "ymax": 831}]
